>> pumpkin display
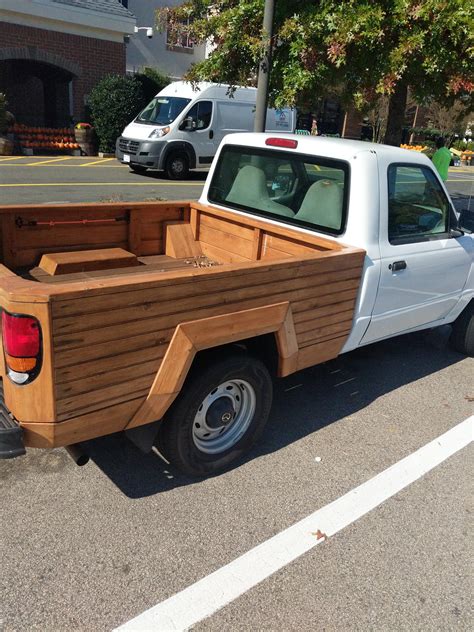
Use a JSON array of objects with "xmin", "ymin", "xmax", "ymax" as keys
[{"xmin": 13, "ymin": 124, "xmax": 79, "ymax": 154}]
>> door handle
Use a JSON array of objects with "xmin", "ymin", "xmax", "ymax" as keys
[
  {"xmin": 209, "ymin": 130, "xmax": 214, "ymax": 139},
  {"xmin": 389, "ymin": 260, "xmax": 407, "ymax": 271}
]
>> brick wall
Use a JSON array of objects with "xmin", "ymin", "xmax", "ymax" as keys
[{"xmin": 0, "ymin": 22, "xmax": 125, "ymax": 122}]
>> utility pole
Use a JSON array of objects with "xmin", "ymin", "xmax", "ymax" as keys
[{"xmin": 254, "ymin": 0, "xmax": 275, "ymax": 132}]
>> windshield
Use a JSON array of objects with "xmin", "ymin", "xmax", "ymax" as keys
[{"xmin": 136, "ymin": 97, "xmax": 191, "ymax": 125}]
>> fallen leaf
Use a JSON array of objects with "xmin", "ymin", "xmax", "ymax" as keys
[{"xmin": 312, "ymin": 530, "xmax": 327, "ymax": 541}]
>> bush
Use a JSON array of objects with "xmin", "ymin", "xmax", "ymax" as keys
[
  {"xmin": 135, "ymin": 67, "xmax": 170, "ymax": 102},
  {"xmin": 89, "ymin": 75, "xmax": 147, "ymax": 152}
]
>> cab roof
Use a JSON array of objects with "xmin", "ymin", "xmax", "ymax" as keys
[{"xmin": 221, "ymin": 133, "xmax": 432, "ymax": 166}]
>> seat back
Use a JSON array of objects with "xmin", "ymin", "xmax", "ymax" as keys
[
  {"xmin": 226, "ymin": 165, "xmax": 294, "ymax": 217},
  {"xmin": 295, "ymin": 180, "xmax": 343, "ymax": 229}
]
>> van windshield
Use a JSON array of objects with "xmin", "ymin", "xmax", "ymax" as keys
[{"xmin": 136, "ymin": 97, "xmax": 191, "ymax": 125}]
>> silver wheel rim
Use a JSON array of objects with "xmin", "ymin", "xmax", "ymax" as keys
[{"xmin": 192, "ymin": 379, "xmax": 256, "ymax": 454}]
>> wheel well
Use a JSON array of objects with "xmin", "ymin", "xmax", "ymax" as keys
[
  {"xmin": 192, "ymin": 333, "xmax": 279, "ymax": 378},
  {"xmin": 163, "ymin": 142, "xmax": 196, "ymax": 169}
]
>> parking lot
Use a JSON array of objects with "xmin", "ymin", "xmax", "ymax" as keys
[{"xmin": 0, "ymin": 155, "xmax": 473, "ymax": 631}]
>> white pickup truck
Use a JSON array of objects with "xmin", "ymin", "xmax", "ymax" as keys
[{"xmin": 0, "ymin": 133, "xmax": 472, "ymax": 475}]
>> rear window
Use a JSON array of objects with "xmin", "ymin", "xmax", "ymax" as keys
[{"xmin": 208, "ymin": 145, "xmax": 349, "ymax": 235}]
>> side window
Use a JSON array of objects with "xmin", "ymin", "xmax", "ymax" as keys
[
  {"xmin": 184, "ymin": 101, "xmax": 213, "ymax": 130},
  {"xmin": 388, "ymin": 165, "xmax": 450, "ymax": 243}
]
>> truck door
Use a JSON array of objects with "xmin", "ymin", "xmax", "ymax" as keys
[{"xmin": 363, "ymin": 163, "xmax": 472, "ymax": 343}]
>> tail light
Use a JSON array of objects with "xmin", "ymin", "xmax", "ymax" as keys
[{"xmin": 1, "ymin": 311, "xmax": 42, "ymax": 384}]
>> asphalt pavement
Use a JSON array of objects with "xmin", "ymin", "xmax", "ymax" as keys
[{"xmin": 0, "ymin": 154, "xmax": 472, "ymax": 632}]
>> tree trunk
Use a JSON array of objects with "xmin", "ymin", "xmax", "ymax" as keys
[{"xmin": 383, "ymin": 82, "xmax": 408, "ymax": 146}]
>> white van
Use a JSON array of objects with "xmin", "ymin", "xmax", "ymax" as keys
[{"xmin": 116, "ymin": 81, "xmax": 295, "ymax": 179}]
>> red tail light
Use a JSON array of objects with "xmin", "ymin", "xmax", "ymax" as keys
[{"xmin": 2, "ymin": 311, "xmax": 42, "ymax": 384}]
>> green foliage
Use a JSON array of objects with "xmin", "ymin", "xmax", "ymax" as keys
[
  {"xmin": 89, "ymin": 75, "xmax": 146, "ymax": 152},
  {"xmin": 158, "ymin": 1, "xmax": 473, "ymax": 144},
  {"xmin": 135, "ymin": 67, "xmax": 171, "ymax": 102},
  {"xmin": 452, "ymin": 139, "xmax": 474, "ymax": 151}
]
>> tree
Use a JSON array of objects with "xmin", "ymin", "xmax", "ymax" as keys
[
  {"xmin": 89, "ymin": 75, "xmax": 146, "ymax": 152},
  {"xmin": 157, "ymin": 0, "xmax": 473, "ymax": 145}
]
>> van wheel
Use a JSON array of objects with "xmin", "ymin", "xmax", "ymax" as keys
[
  {"xmin": 165, "ymin": 152, "xmax": 189, "ymax": 179},
  {"xmin": 450, "ymin": 303, "xmax": 474, "ymax": 356},
  {"xmin": 129, "ymin": 164, "xmax": 147, "ymax": 174},
  {"xmin": 157, "ymin": 354, "xmax": 273, "ymax": 476}
]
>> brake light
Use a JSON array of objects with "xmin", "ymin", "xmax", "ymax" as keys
[
  {"xmin": 2, "ymin": 311, "xmax": 41, "ymax": 384},
  {"xmin": 265, "ymin": 137, "xmax": 298, "ymax": 149}
]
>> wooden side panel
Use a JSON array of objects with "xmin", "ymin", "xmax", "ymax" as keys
[
  {"xmin": 164, "ymin": 222, "xmax": 202, "ymax": 258},
  {"xmin": 0, "ymin": 201, "xmax": 189, "ymax": 268},
  {"xmin": 51, "ymin": 250, "xmax": 365, "ymax": 423}
]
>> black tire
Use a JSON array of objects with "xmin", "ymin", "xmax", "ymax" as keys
[
  {"xmin": 157, "ymin": 353, "xmax": 273, "ymax": 476},
  {"xmin": 129, "ymin": 164, "xmax": 148, "ymax": 174},
  {"xmin": 450, "ymin": 302, "xmax": 474, "ymax": 356},
  {"xmin": 165, "ymin": 152, "xmax": 189, "ymax": 180}
]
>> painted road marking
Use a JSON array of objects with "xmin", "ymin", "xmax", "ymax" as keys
[
  {"xmin": 115, "ymin": 416, "xmax": 473, "ymax": 631},
  {"xmin": 0, "ymin": 156, "xmax": 25, "ymax": 162},
  {"xmin": 80, "ymin": 157, "xmax": 116, "ymax": 166},
  {"xmin": 24, "ymin": 156, "xmax": 74, "ymax": 166},
  {"xmin": 0, "ymin": 182, "xmax": 204, "ymax": 188}
]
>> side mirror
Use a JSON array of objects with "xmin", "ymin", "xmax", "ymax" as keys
[
  {"xmin": 458, "ymin": 208, "xmax": 474, "ymax": 233},
  {"xmin": 181, "ymin": 117, "xmax": 195, "ymax": 131}
]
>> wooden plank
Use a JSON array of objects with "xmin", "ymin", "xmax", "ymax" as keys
[
  {"xmin": 295, "ymin": 309, "xmax": 355, "ymax": 335},
  {"xmin": 199, "ymin": 223, "xmax": 255, "ymax": 260},
  {"xmin": 191, "ymin": 201, "xmax": 344, "ymax": 251},
  {"xmin": 293, "ymin": 300, "xmax": 357, "ymax": 324},
  {"xmin": 297, "ymin": 320, "xmax": 353, "ymax": 345},
  {"xmin": 52, "ymin": 270, "xmax": 362, "ymax": 338},
  {"xmin": 54, "ymin": 328, "xmax": 174, "ymax": 368},
  {"xmin": 22, "ymin": 397, "xmax": 144, "ymax": 448},
  {"xmin": 55, "ymin": 345, "xmax": 167, "ymax": 384},
  {"xmin": 13, "ymin": 224, "xmax": 128, "ymax": 249},
  {"xmin": 251, "ymin": 228, "xmax": 263, "ymax": 260},
  {"xmin": 126, "ymin": 302, "xmax": 295, "ymax": 429},
  {"xmin": 262, "ymin": 232, "xmax": 326, "ymax": 257},
  {"xmin": 259, "ymin": 246, "xmax": 293, "ymax": 260},
  {"xmin": 164, "ymin": 222, "xmax": 202, "ymax": 258},
  {"xmin": 199, "ymin": 241, "xmax": 251, "ymax": 264},
  {"xmin": 56, "ymin": 374, "xmax": 154, "ymax": 419},
  {"xmin": 21, "ymin": 247, "xmax": 364, "ymax": 304},
  {"xmin": 39, "ymin": 248, "xmax": 139, "ymax": 275},
  {"xmin": 56, "ymin": 358, "xmax": 162, "ymax": 399},
  {"xmin": 199, "ymin": 212, "xmax": 255, "ymax": 241},
  {"xmin": 296, "ymin": 336, "xmax": 348, "ymax": 371},
  {"xmin": 190, "ymin": 206, "xmax": 199, "ymax": 240}
]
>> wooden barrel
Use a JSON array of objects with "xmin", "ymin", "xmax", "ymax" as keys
[{"xmin": 74, "ymin": 128, "xmax": 97, "ymax": 156}]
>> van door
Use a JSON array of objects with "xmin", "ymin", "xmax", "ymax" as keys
[
  {"xmin": 179, "ymin": 100, "xmax": 215, "ymax": 165},
  {"xmin": 362, "ymin": 163, "xmax": 472, "ymax": 343}
]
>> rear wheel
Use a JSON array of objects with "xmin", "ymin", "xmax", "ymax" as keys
[
  {"xmin": 450, "ymin": 302, "xmax": 474, "ymax": 356},
  {"xmin": 165, "ymin": 152, "xmax": 189, "ymax": 179},
  {"xmin": 157, "ymin": 353, "xmax": 273, "ymax": 476}
]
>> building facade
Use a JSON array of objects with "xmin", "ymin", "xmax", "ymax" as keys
[
  {"xmin": 125, "ymin": 0, "xmax": 207, "ymax": 81},
  {"xmin": 0, "ymin": 0, "xmax": 136, "ymax": 126}
]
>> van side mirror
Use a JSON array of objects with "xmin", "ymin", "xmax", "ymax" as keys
[
  {"xmin": 458, "ymin": 208, "xmax": 474, "ymax": 233},
  {"xmin": 181, "ymin": 117, "xmax": 195, "ymax": 131}
]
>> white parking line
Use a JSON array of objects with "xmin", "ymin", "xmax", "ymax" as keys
[{"xmin": 115, "ymin": 416, "xmax": 473, "ymax": 632}]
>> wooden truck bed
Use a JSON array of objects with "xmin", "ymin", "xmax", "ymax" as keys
[{"xmin": 0, "ymin": 201, "xmax": 365, "ymax": 449}]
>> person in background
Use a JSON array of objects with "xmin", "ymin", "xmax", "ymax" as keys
[{"xmin": 432, "ymin": 137, "xmax": 452, "ymax": 181}]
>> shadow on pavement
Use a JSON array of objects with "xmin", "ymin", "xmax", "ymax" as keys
[
  {"xmin": 84, "ymin": 326, "xmax": 466, "ymax": 498},
  {"xmin": 128, "ymin": 168, "xmax": 208, "ymax": 182}
]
